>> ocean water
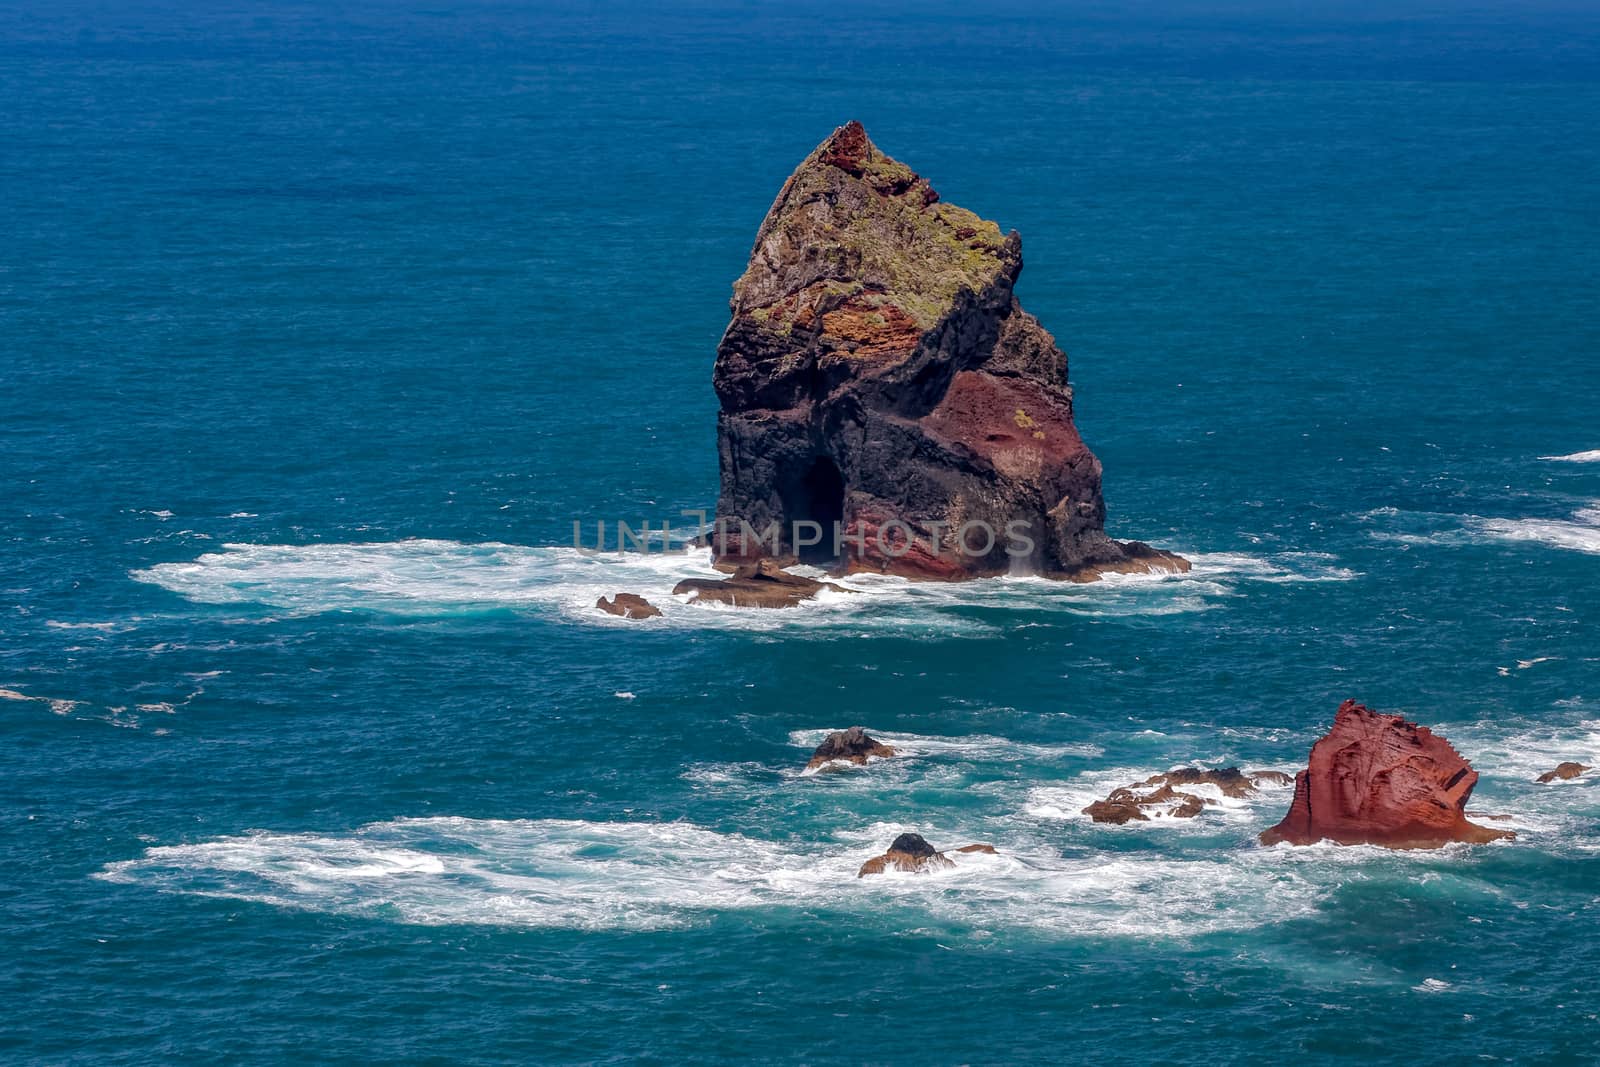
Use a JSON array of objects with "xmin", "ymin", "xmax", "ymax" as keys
[{"xmin": 4, "ymin": 1, "xmax": 1600, "ymax": 1062}]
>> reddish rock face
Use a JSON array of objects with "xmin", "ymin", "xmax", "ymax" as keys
[
  {"xmin": 1536, "ymin": 761, "xmax": 1590, "ymax": 783},
  {"xmin": 1261, "ymin": 700, "xmax": 1515, "ymax": 849},
  {"xmin": 709, "ymin": 121, "xmax": 1186, "ymax": 581},
  {"xmin": 595, "ymin": 593, "xmax": 663, "ymax": 619}
]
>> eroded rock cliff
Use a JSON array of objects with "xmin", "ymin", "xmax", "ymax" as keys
[
  {"xmin": 709, "ymin": 121, "xmax": 1186, "ymax": 580},
  {"xmin": 1261, "ymin": 699, "xmax": 1514, "ymax": 849}
]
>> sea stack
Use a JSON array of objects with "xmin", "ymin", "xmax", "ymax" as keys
[
  {"xmin": 708, "ymin": 121, "xmax": 1187, "ymax": 580},
  {"xmin": 1261, "ymin": 699, "xmax": 1514, "ymax": 849}
]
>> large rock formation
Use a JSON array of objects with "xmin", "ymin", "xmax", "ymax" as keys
[
  {"xmin": 709, "ymin": 121, "xmax": 1187, "ymax": 580},
  {"xmin": 1083, "ymin": 767, "xmax": 1291, "ymax": 824},
  {"xmin": 1261, "ymin": 700, "xmax": 1515, "ymax": 849},
  {"xmin": 857, "ymin": 832, "xmax": 997, "ymax": 877}
]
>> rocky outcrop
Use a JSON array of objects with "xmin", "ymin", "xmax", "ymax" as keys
[
  {"xmin": 596, "ymin": 593, "xmax": 663, "ymax": 619},
  {"xmin": 1537, "ymin": 761, "xmax": 1590, "ymax": 783},
  {"xmin": 673, "ymin": 558, "xmax": 843, "ymax": 609},
  {"xmin": 1083, "ymin": 768, "xmax": 1288, "ymax": 824},
  {"xmin": 857, "ymin": 832, "xmax": 997, "ymax": 877},
  {"xmin": 1261, "ymin": 699, "xmax": 1515, "ymax": 849},
  {"xmin": 805, "ymin": 726, "xmax": 895, "ymax": 771},
  {"xmin": 708, "ymin": 121, "xmax": 1187, "ymax": 581}
]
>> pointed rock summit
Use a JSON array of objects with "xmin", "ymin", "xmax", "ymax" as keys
[
  {"xmin": 709, "ymin": 121, "xmax": 1187, "ymax": 580},
  {"xmin": 1261, "ymin": 700, "xmax": 1514, "ymax": 849}
]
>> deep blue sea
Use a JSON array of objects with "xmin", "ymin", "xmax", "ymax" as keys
[{"xmin": 4, "ymin": 1, "xmax": 1600, "ymax": 1062}]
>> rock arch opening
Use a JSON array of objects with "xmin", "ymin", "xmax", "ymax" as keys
[{"xmin": 783, "ymin": 456, "xmax": 846, "ymax": 565}]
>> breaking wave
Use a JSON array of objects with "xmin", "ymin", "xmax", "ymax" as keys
[
  {"xmin": 788, "ymin": 728, "xmax": 1103, "ymax": 765},
  {"xmin": 130, "ymin": 541, "xmax": 1356, "ymax": 631},
  {"xmin": 1367, "ymin": 502, "xmax": 1600, "ymax": 557},
  {"xmin": 1472, "ymin": 505, "xmax": 1600, "ymax": 556},
  {"xmin": 1540, "ymin": 450, "xmax": 1600, "ymax": 463},
  {"xmin": 96, "ymin": 816, "xmax": 1331, "ymax": 940}
]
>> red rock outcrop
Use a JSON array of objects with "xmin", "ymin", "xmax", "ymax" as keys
[
  {"xmin": 708, "ymin": 121, "xmax": 1187, "ymax": 581},
  {"xmin": 595, "ymin": 593, "xmax": 662, "ymax": 619},
  {"xmin": 1536, "ymin": 761, "xmax": 1590, "ymax": 783},
  {"xmin": 804, "ymin": 726, "xmax": 895, "ymax": 771},
  {"xmin": 1260, "ymin": 700, "xmax": 1514, "ymax": 849}
]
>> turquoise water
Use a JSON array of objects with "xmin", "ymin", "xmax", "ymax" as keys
[{"xmin": 4, "ymin": 2, "xmax": 1600, "ymax": 1062}]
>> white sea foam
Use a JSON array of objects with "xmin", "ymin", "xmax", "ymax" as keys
[
  {"xmin": 788, "ymin": 729, "xmax": 1103, "ymax": 764},
  {"xmin": 1441, "ymin": 717, "xmax": 1600, "ymax": 790},
  {"xmin": 130, "ymin": 541, "xmax": 1356, "ymax": 630},
  {"xmin": 1368, "ymin": 500, "xmax": 1600, "ymax": 557},
  {"xmin": 96, "ymin": 816, "xmax": 1328, "ymax": 939},
  {"xmin": 0, "ymin": 687, "xmax": 80, "ymax": 715},
  {"xmin": 1540, "ymin": 450, "xmax": 1600, "ymax": 463},
  {"xmin": 1471, "ymin": 508, "xmax": 1600, "ymax": 556}
]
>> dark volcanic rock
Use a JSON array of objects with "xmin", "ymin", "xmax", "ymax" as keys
[
  {"xmin": 709, "ymin": 121, "xmax": 1188, "ymax": 581},
  {"xmin": 805, "ymin": 726, "xmax": 895, "ymax": 771},
  {"xmin": 595, "ymin": 593, "xmax": 663, "ymax": 619},
  {"xmin": 1261, "ymin": 699, "xmax": 1515, "ymax": 849},
  {"xmin": 672, "ymin": 558, "xmax": 843, "ymax": 609},
  {"xmin": 1082, "ymin": 767, "xmax": 1286, "ymax": 824},
  {"xmin": 1537, "ymin": 761, "xmax": 1591, "ymax": 783},
  {"xmin": 857, "ymin": 832, "xmax": 997, "ymax": 877}
]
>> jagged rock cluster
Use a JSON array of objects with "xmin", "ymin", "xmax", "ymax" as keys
[{"xmin": 1083, "ymin": 767, "xmax": 1292, "ymax": 824}]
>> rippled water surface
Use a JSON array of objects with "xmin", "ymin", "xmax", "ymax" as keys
[{"xmin": 4, "ymin": 1, "xmax": 1600, "ymax": 1062}]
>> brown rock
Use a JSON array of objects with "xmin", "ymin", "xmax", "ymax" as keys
[
  {"xmin": 857, "ymin": 832, "xmax": 997, "ymax": 877},
  {"xmin": 595, "ymin": 593, "xmax": 663, "ymax": 619},
  {"xmin": 804, "ymin": 726, "xmax": 895, "ymax": 771},
  {"xmin": 1260, "ymin": 699, "xmax": 1515, "ymax": 849},
  {"xmin": 708, "ymin": 121, "xmax": 1186, "ymax": 581},
  {"xmin": 673, "ymin": 558, "xmax": 843, "ymax": 609},
  {"xmin": 1082, "ymin": 767, "xmax": 1286, "ymax": 824},
  {"xmin": 1536, "ymin": 761, "xmax": 1591, "ymax": 783}
]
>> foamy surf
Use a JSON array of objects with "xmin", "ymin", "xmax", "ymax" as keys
[
  {"xmin": 0, "ymin": 687, "xmax": 80, "ymax": 716},
  {"xmin": 1022, "ymin": 764, "xmax": 1295, "ymax": 826},
  {"xmin": 1472, "ymin": 507, "xmax": 1600, "ymax": 556},
  {"xmin": 1540, "ymin": 450, "xmax": 1600, "ymax": 463},
  {"xmin": 788, "ymin": 729, "xmax": 1103, "ymax": 764},
  {"xmin": 1367, "ymin": 502, "xmax": 1600, "ymax": 557},
  {"xmin": 97, "ymin": 816, "xmax": 1329, "ymax": 940},
  {"xmin": 130, "ymin": 541, "xmax": 1356, "ymax": 631}
]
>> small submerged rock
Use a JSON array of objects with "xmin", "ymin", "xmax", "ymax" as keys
[
  {"xmin": 857, "ymin": 833, "xmax": 997, "ymax": 877},
  {"xmin": 1261, "ymin": 699, "xmax": 1514, "ymax": 849},
  {"xmin": 596, "ymin": 593, "xmax": 663, "ymax": 619},
  {"xmin": 805, "ymin": 726, "xmax": 895, "ymax": 772},
  {"xmin": 1083, "ymin": 767, "xmax": 1286, "ymax": 824},
  {"xmin": 1536, "ymin": 761, "xmax": 1591, "ymax": 783},
  {"xmin": 673, "ymin": 559, "xmax": 843, "ymax": 609}
]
